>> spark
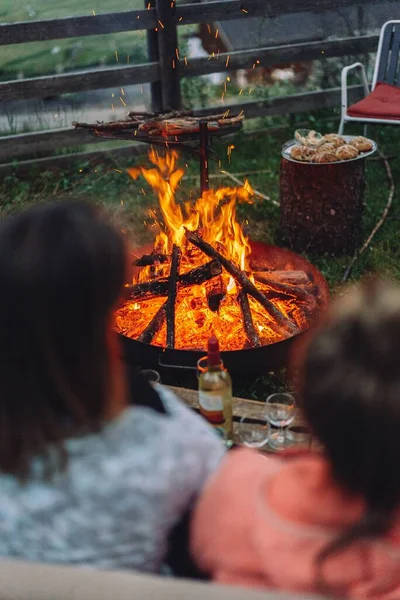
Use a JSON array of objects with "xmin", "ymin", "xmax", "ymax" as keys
[
  {"xmin": 222, "ymin": 109, "xmax": 230, "ymax": 118},
  {"xmin": 256, "ymin": 59, "xmax": 260, "ymax": 64},
  {"xmin": 175, "ymin": 47, "xmax": 180, "ymax": 59},
  {"xmin": 121, "ymin": 88, "xmax": 125, "ymax": 95},
  {"xmin": 248, "ymin": 88, "xmax": 253, "ymax": 94},
  {"xmin": 137, "ymin": 15, "xmax": 140, "ymax": 19},
  {"xmin": 227, "ymin": 144, "xmax": 235, "ymax": 162},
  {"xmin": 115, "ymin": 50, "xmax": 119, "ymax": 62},
  {"xmin": 241, "ymin": 8, "xmax": 248, "ymax": 13},
  {"xmin": 92, "ymin": 10, "xmax": 96, "ymax": 15},
  {"xmin": 184, "ymin": 56, "xmax": 188, "ymax": 65},
  {"xmin": 147, "ymin": 2, "xmax": 151, "ymax": 8},
  {"xmin": 120, "ymin": 97, "xmax": 127, "ymax": 107},
  {"xmin": 79, "ymin": 168, "xmax": 83, "ymax": 173},
  {"xmin": 158, "ymin": 20, "xmax": 165, "ymax": 28},
  {"xmin": 179, "ymin": 16, "xmax": 183, "ymax": 21},
  {"xmin": 225, "ymin": 55, "xmax": 230, "ymax": 67},
  {"xmin": 239, "ymin": 89, "xmax": 243, "ymax": 95},
  {"xmin": 220, "ymin": 91, "xmax": 225, "ymax": 103},
  {"xmin": 226, "ymin": 76, "xmax": 231, "ymax": 82},
  {"xmin": 172, "ymin": 59, "xmax": 176, "ymax": 68},
  {"xmin": 141, "ymin": 188, "xmax": 147, "ymax": 195},
  {"xmin": 238, "ymin": 109, "xmax": 244, "ymax": 117},
  {"xmin": 224, "ymin": 81, "xmax": 227, "ymax": 92},
  {"xmin": 207, "ymin": 24, "xmax": 211, "ymax": 34},
  {"xmin": 215, "ymin": 29, "xmax": 219, "ymax": 39},
  {"xmin": 114, "ymin": 169, "xmax": 122, "ymax": 173},
  {"xmin": 208, "ymin": 52, "xmax": 215, "ymax": 60}
]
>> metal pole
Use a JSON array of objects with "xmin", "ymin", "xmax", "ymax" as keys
[{"xmin": 199, "ymin": 120, "xmax": 209, "ymax": 194}]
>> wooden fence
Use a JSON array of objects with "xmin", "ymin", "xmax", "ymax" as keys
[{"xmin": 0, "ymin": 0, "xmax": 380, "ymax": 172}]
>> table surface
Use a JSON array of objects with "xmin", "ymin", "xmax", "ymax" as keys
[{"xmin": 165, "ymin": 384, "xmax": 308, "ymax": 453}]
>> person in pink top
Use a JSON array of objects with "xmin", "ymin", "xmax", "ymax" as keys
[{"xmin": 191, "ymin": 278, "xmax": 400, "ymax": 599}]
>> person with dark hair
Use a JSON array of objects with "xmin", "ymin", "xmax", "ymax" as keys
[
  {"xmin": 191, "ymin": 278, "xmax": 400, "ymax": 598},
  {"xmin": 0, "ymin": 200, "xmax": 225, "ymax": 573}
]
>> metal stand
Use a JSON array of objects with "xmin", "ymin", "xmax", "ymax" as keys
[{"xmin": 199, "ymin": 120, "xmax": 209, "ymax": 194}]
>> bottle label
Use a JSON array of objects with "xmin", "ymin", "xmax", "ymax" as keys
[{"xmin": 199, "ymin": 392, "xmax": 224, "ymax": 412}]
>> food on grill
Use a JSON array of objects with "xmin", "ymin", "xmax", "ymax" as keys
[
  {"xmin": 74, "ymin": 111, "xmax": 243, "ymax": 140},
  {"xmin": 289, "ymin": 131, "xmax": 374, "ymax": 163},
  {"xmin": 349, "ymin": 136, "xmax": 374, "ymax": 152}
]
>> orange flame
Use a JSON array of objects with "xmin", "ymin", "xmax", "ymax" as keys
[
  {"xmin": 116, "ymin": 150, "xmax": 310, "ymax": 351},
  {"xmin": 128, "ymin": 148, "xmax": 253, "ymax": 273}
]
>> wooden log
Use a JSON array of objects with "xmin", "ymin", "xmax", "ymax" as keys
[
  {"xmin": 253, "ymin": 272, "xmax": 315, "ymax": 304},
  {"xmin": 250, "ymin": 269, "xmax": 311, "ymax": 285},
  {"xmin": 138, "ymin": 302, "xmax": 167, "ymax": 344},
  {"xmin": 133, "ymin": 252, "xmax": 168, "ymax": 267},
  {"xmin": 125, "ymin": 259, "xmax": 222, "ymax": 301},
  {"xmin": 280, "ymin": 156, "xmax": 365, "ymax": 256},
  {"xmin": 184, "ymin": 229, "xmax": 298, "ymax": 336},
  {"xmin": 206, "ymin": 275, "xmax": 226, "ymax": 312},
  {"xmin": 237, "ymin": 290, "xmax": 261, "ymax": 348},
  {"xmin": 166, "ymin": 245, "xmax": 181, "ymax": 349}
]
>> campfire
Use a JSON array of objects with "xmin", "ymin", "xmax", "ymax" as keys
[{"xmin": 115, "ymin": 150, "xmax": 321, "ymax": 352}]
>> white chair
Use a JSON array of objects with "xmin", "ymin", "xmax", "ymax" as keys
[{"xmin": 339, "ymin": 20, "xmax": 400, "ymax": 134}]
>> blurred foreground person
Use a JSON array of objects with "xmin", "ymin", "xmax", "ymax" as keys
[
  {"xmin": 192, "ymin": 278, "xmax": 400, "ymax": 598},
  {"xmin": 0, "ymin": 201, "xmax": 224, "ymax": 573}
]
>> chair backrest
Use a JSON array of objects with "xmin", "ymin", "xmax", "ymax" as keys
[{"xmin": 373, "ymin": 20, "xmax": 400, "ymax": 88}]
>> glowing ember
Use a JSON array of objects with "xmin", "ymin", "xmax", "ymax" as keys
[{"xmin": 115, "ymin": 150, "xmax": 314, "ymax": 351}]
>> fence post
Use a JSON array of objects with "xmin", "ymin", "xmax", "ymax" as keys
[
  {"xmin": 154, "ymin": 0, "xmax": 182, "ymax": 111},
  {"xmin": 145, "ymin": 0, "xmax": 163, "ymax": 112}
]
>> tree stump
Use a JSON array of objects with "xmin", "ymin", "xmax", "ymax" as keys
[{"xmin": 279, "ymin": 157, "xmax": 366, "ymax": 256}]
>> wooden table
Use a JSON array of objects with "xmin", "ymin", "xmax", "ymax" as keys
[{"xmin": 165, "ymin": 385, "xmax": 308, "ymax": 452}]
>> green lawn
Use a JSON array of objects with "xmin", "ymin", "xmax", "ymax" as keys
[
  {"xmin": 1, "ymin": 111, "xmax": 398, "ymax": 397},
  {"xmin": 1, "ymin": 0, "xmax": 147, "ymax": 81}
]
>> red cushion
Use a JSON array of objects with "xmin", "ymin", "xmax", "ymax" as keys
[{"xmin": 347, "ymin": 82, "xmax": 400, "ymax": 120}]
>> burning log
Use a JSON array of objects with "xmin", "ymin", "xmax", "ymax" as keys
[
  {"xmin": 238, "ymin": 290, "xmax": 261, "ymax": 348},
  {"xmin": 184, "ymin": 229, "xmax": 299, "ymax": 336},
  {"xmin": 126, "ymin": 259, "xmax": 222, "ymax": 301},
  {"xmin": 138, "ymin": 302, "xmax": 167, "ymax": 344},
  {"xmin": 250, "ymin": 269, "xmax": 311, "ymax": 286},
  {"xmin": 206, "ymin": 275, "xmax": 226, "ymax": 312},
  {"xmin": 133, "ymin": 252, "xmax": 169, "ymax": 267},
  {"xmin": 166, "ymin": 245, "xmax": 182, "ymax": 349},
  {"xmin": 253, "ymin": 273, "xmax": 316, "ymax": 305}
]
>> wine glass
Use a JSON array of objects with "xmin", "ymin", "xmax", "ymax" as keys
[
  {"xmin": 237, "ymin": 416, "xmax": 270, "ymax": 449},
  {"xmin": 265, "ymin": 393, "xmax": 296, "ymax": 451}
]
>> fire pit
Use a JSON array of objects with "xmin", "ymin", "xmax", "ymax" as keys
[
  {"xmin": 115, "ymin": 150, "xmax": 329, "ymax": 376},
  {"xmin": 74, "ymin": 111, "xmax": 329, "ymax": 375}
]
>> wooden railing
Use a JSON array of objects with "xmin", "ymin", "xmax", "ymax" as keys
[{"xmin": 0, "ymin": 0, "xmax": 378, "ymax": 171}]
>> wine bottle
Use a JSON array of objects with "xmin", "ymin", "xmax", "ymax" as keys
[{"xmin": 198, "ymin": 336, "xmax": 233, "ymax": 446}]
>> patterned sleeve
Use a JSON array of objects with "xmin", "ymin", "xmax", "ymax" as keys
[{"xmin": 157, "ymin": 385, "xmax": 226, "ymax": 496}]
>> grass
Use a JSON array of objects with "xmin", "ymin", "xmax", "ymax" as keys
[
  {"xmin": 1, "ymin": 0, "xmax": 147, "ymax": 82},
  {"xmin": 0, "ymin": 110, "xmax": 399, "ymax": 397}
]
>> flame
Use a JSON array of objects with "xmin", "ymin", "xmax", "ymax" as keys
[
  {"xmin": 117, "ymin": 150, "xmax": 311, "ymax": 351},
  {"xmin": 127, "ymin": 148, "xmax": 252, "ymax": 271}
]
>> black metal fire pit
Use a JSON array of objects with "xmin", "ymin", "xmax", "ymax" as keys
[{"xmin": 118, "ymin": 240, "xmax": 329, "ymax": 378}]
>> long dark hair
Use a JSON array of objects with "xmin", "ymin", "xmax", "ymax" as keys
[
  {"xmin": 0, "ymin": 200, "xmax": 126, "ymax": 479},
  {"xmin": 296, "ymin": 278, "xmax": 400, "ymax": 587}
]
